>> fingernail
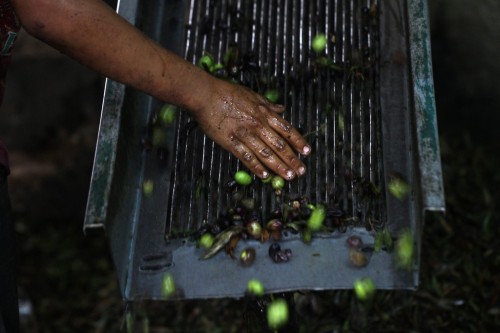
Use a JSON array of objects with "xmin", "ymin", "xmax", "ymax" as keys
[
  {"xmin": 286, "ymin": 170, "xmax": 295, "ymax": 180},
  {"xmin": 303, "ymin": 146, "xmax": 311, "ymax": 155},
  {"xmin": 262, "ymin": 170, "xmax": 269, "ymax": 179},
  {"xmin": 298, "ymin": 166, "xmax": 306, "ymax": 175}
]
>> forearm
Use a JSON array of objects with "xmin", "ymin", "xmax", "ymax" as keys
[
  {"xmin": 11, "ymin": 0, "xmax": 215, "ymax": 111},
  {"xmin": 11, "ymin": 0, "xmax": 311, "ymax": 180}
]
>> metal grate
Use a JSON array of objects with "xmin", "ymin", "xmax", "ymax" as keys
[{"xmin": 165, "ymin": 0, "xmax": 384, "ymax": 236}]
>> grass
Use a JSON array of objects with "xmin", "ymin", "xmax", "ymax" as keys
[{"xmin": 14, "ymin": 132, "xmax": 500, "ymax": 332}]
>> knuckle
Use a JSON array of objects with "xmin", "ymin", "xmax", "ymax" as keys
[
  {"xmin": 274, "ymin": 138, "xmax": 286, "ymax": 151},
  {"xmin": 259, "ymin": 147, "xmax": 273, "ymax": 158},
  {"xmin": 242, "ymin": 152, "xmax": 254, "ymax": 162},
  {"xmin": 269, "ymin": 116, "xmax": 291, "ymax": 133}
]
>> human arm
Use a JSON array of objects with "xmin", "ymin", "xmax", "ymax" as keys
[{"xmin": 10, "ymin": 0, "xmax": 311, "ymax": 180}]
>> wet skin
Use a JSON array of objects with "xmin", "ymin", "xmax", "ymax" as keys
[
  {"xmin": 193, "ymin": 80, "xmax": 310, "ymax": 180},
  {"xmin": 11, "ymin": 0, "xmax": 311, "ymax": 180}
]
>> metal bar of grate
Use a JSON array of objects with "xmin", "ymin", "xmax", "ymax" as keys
[{"xmin": 165, "ymin": 0, "xmax": 384, "ymax": 236}]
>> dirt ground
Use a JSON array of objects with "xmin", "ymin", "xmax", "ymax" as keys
[{"xmin": 0, "ymin": 1, "xmax": 499, "ymax": 332}]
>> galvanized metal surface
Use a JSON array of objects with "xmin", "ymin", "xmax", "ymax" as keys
[
  {"xmin": 84, "ymin": 0, "xmax": 140, "ymax": 229},
  {"xmin": 407, "ymin": 0, "xmax": 445, "ymax": 213},
  {"xmin": 84, "ymin": 0, "xmax": 444, "ymax": 301}
]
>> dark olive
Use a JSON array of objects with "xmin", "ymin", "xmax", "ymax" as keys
[
  {"xmin": 240, "ymin": 247, "xmax": 256, "ymax": 267},
  {"xmin": 290, "ymin": 200, "xmax": 300, "ymax": 210},
  {"xmin": 270, "ymin": 208, "xmax": 283, "ymax": 219},
  {"xmin": 241, "ymin": 198, "xmax": 255, "ymax": 210},
  {"xmin": 266, "ymin": 219, "xmax": 283, "ymax": 231},
  {"xmin": 268, "ymin": 243, "xmax": 281, "ymax": 258},
  {"xmin": 346, "ymin": 235, "xmax": 363, "ymax": 249},
  {"xmin": 246, "ymin": 208, "xmax": 261, "ymax": 220},
  {"xmin": 231, "ymin": 216, "xmax": 244, "ymax": 226},
  {"xmin": 268, "ymin": 243, "xmax": 291, "ymax": 263},
  {"xmin": 214, "ymin": 67, "xmax": 228, "ymax": 78},
  {"xmin": 274, "ymin": 250, "xmax": 290, "ymax": 263},
  {"xmin": 349, "ymin": 249, "xmax": 369, "ymax": 267},
  {"xmin": 225, "ymin": 179, "xmax": 238, "ymax": 192},
  {"xmin": 231, "ymin": 190, "xmax": 244, "ymax": 202}
]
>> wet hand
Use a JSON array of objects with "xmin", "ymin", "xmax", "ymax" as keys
[{"xmin": 192, "ymin": 79, "xmax": 311, "ymax": 181}]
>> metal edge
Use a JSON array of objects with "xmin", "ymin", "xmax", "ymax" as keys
[
  {"xmin": 407, "ymin": 0, "xmax": 445, "ymax": 215},
  {"xmin": 83, "ymin": 0, "xmax": 141, "ymax": 231},
  {"xmin": 406, "ymin": 0, "xmax": 446, "ymax": 290},
  {"xmin": 125, "ymin": 0, "xmax": 188, "ymax": 301},
  {"xmin": 378, "ymin": 0, "xmax": 421, "ymax": 289}
]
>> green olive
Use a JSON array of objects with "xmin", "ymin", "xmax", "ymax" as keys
[
  {"xmin": 152, "ymin": 127, "xmax": 167, "ymax": 147},
  {"xmin": 307, "ymin": 204, "xmax": 326, "ymax": 231},
  {"xmin": 198, "ymin": 54, "xmax": 214, "ymax": 71},
  {"xmin": 302, "ymin": 228, "xmax": 312, "ymax": 244},
  {"xmin": 246, "ymin": 221, "xmax": 262, "ymax": 239},
  {"xmin": 388, "ymin": 178, "xmax": 409, "ymax": 200},
  {"xmin": 267, "ymin": 298, "xmax": 289, "ymax": 329},
  {"xmin": 234, "ymin": 170, "xmax": 252, "ymax": 186},
  {"xmin": 353, "ymin": 278, "xmax": 376, "ymax": 300},
  {"xmin": 161, "ymin": 273, "xmax": 176, "ymax": 298},
  {"xmin": 312, "ymin": 33, "xmax": 328, "ymax": 53},
  {"xmin": 210, "ymin": 63, "xmax": 224, "ymax": 73},
  {"xmin": 271, "ymin": 176, "xmax": 285, "ymax": 190},
  {"xmin": 396, "ymin": 229, "xmax": 414, "ymax": 269},
  {"xmin": 199, "ymin": 233, "xmax": 214, "ymax": 249},
  {"xmin": 338, "ymin": 113, "xmax": 344, "ymax": 131},
  {"xmin": 247, "ymin": 278, "xmax": 264, "ymax": 296},
  {"xmin": 159, "ymin": 104, "xmax": 177, "ymax": 126},
  {"xmin": 374, "ymin": 227, "xmax": 393, "ymax": 252},
  {"xmin": 142, "ymin": 179, "xmax": 154, "ymax": 197},
  {"xmin": 264, "ymin": 89, "xmax": 279, "ymax": 103}
]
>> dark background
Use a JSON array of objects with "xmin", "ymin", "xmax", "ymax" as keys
[{"xmin": 0, "ymin": 1, "xmax": 499, "ymax": 332}]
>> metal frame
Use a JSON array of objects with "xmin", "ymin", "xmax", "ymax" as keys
[{"xmin": 84, "ymin": 0, "xmax": 444, "ymax": 301}]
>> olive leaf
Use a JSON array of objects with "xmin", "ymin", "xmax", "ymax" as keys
[{"xmin": 199, "ymin": 226, "xmax": 244, "ymax": 260}]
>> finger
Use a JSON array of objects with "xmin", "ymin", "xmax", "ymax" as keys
[
  {"xmin": 241, "ymin": 132, "xmax": 300, "ymax": 180},
  {"xmin": 267, "ymin": 114, "xmax": 311, "ymax": 156},
  {"xmin": 268, "ymin": 103, "xmax": 286, "ymax": 114},
  {"xmin": 255, "ymin": 93, "xmax": 285, "ymax": 113},
  {"xmin": 229, "ymin": 136, "xmax": 269, "ymax": 179},
  {"xmin": 256, "ymin": 126, "xmax": 306, "ymax": 179}
]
